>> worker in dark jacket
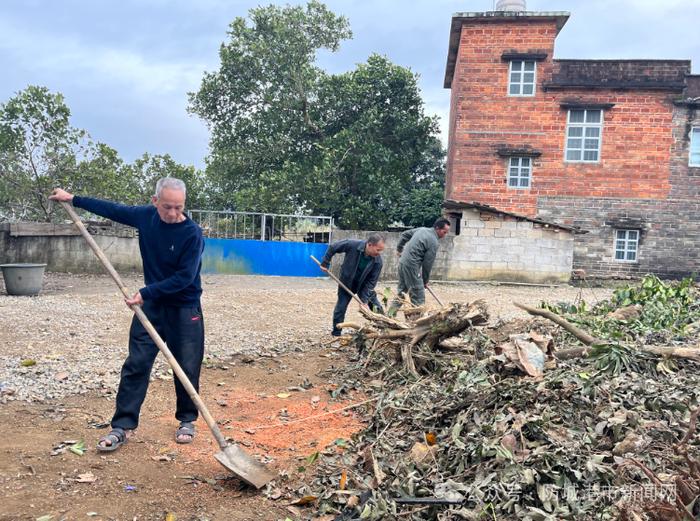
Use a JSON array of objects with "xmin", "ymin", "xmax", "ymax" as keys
[
  {"xmin": 319, "ymin": 234, "xmax": 385, "ymax": 336},
  {"xmin": 49, "ymin": 178, "xmax": 204, "ymax": 451}
]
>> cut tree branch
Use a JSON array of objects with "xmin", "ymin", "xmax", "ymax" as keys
[
  {"xmin": 515, "ymin": 302, "xmax": 700, "ymax": 363},
  {"xmin": 514, "ymin": 302, "xmax": 602, "ymax": 345}
]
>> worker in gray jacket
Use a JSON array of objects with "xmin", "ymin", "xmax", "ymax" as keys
[{"xmin": 389, "ymin": 218, "xmax": 450, "ymax": 312}]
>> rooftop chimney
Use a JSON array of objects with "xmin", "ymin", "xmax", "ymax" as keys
[{"xmin": 495, "ymin": 0, "xmax": 527, "ymax": 11}]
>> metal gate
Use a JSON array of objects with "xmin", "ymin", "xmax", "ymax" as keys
[{"xmin": 189, "ymin": 210, "xmax": 333, "ymax": 277}]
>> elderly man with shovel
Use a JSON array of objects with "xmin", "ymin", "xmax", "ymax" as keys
[
  {"xmin": 318, "ymin": 233, "xmax": 385, "ymax": 337},
  {"xmin": 49, "ymin": 179, "xmax": 274, "ymax": 488},
  {"xmin": 50, "ymin": 179, "xmax": 205, "ymax": 450}
]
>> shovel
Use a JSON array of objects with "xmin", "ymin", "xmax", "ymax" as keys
[{"xmin": 59, "ymin": 201, "xmax": 275, "ymax": 489}]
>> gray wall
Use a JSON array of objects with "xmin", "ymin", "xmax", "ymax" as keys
[
  {"xmin": 539, "ymin": 196, "xmax": 700, "ymax": 279},
  {"xmin": 0, "ymin": 223, "xmax": 142, "ymax": 273},
  {"xmin": 448, "ymin": 208, "xmax": 574, "ymax": 283},
  {"xmin": 327, "ymin": 215, "xmax": 573, "ymax": 284},
  {"xmin": 1, "ymin": 221, "xmax": 576, "ymax": 283}
]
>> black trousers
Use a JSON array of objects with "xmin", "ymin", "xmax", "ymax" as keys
[
  {"xmin": 332, "ymin": 284, "xmax": 384, "ymax": 336},
  {"xmin": 111, "ymin": 300, "xmax": 205, "ymax": 430}
]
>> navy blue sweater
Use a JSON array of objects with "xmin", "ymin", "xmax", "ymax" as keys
[{"xmin": 73, "ymin": 196, "xmax": 204, "ymax": 305}]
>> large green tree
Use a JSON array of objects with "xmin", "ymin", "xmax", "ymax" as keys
[
  {"xmin": 0, "ymin": 86, "xmax": 208, "ymax": 221},
  {"xmin": 189, "ymin": 1, "xmax": 445, "ymax": 229},
  {"xmin": 71, "ymin": 142, "xmax": 136, "ymax": 202},
  {"xmin": 0, "ymin": 86, "xmax": 85, "ymax": 221},
  {"xmin": 391, "ymin": 137, "xmax": 446, "ymax": 228}
]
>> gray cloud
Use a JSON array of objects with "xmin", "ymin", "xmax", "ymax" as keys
[{"xmin": 1, "ymin": 0, "xmax": 698, "ymax": 169}]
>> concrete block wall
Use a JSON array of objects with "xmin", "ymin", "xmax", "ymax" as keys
[
  {"xmin": 447, "ymin": 209, "xmax": 574, "ymax": 283},
  {"xmin": 0, "ymin": 223, "xmax": 142, "ymax": 273},
  {"xmin": 321, "ymin": 221, "xmax": 574, "ymax": 284}
]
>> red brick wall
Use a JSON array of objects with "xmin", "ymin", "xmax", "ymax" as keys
[{"xmin": 447, "ymin": 19, "xmax": 675, "ymax": 217}]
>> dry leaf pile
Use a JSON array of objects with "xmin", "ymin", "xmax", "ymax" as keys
[{"xmin": 301, "ymin": 277, "xmax": 700, "ymax": 520}]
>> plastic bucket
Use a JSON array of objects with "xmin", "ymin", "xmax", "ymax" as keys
[{"xmin": 0, "ymin": 263, "xmax": 48, "ymax": 296}]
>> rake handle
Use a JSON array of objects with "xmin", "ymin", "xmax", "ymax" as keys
[
  {"xmin": 59, "ymin": 201, "xmax": 228, "ymax": 450},
  {"xmin": 426, "ymin": 285, "xmax": 444, "ymax": 306},
  {"xmin": 311, "ymin": 255, "xmax": 365, "ymax": 307}
]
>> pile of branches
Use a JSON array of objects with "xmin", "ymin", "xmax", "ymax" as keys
[
  {"xmin": 340, "ymin": 299, "xmax": 488, "ymax": 375},
  {"xmin": 297, "ymin": 277, "xmax": 700, "ymax": 520}
]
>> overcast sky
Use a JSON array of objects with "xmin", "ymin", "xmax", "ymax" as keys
[{"xmin": 2, "ymin": 0, "xmax": 699, "ymax": 169}]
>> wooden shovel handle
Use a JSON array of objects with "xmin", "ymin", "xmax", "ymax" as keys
[
  {"xmin": 311, "ymin": 255, "xmax": 364, "ymax": 307},
  {"xmin": 59, "ymin": 201, "xmax": 228, "ymax": 450}
]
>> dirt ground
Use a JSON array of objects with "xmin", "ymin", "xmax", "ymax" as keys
[{"xmin": 0, "ymin": 274, "xmax": 612, "ymax": 521}]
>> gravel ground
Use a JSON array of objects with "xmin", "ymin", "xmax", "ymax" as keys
[{"xmin": 0, "ymin": 272, "xmax": 612, "ymax": 403}]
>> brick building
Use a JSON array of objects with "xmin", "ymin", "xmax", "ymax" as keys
[{"xmin": 443, "ymin": 2, "xmax": 700, "ymax": 279}]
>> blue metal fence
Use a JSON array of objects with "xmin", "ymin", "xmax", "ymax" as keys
[
  {"xmin": 190, "ymin": 209, "xmax": 333, "ymax": 277},
  {"xmin": 202, "ymin": 238, "xmax": 329, "ymax": 277}
]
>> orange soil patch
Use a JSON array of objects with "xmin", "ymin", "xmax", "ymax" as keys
[{"xmin": 154, "ymin": 386, "xmax": 366, "ymax": 471}]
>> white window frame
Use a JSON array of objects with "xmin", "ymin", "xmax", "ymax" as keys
[
  {"xmin": 614, "ymin": 229, "xmax": 639, "ymax": 263},
  {"xmin": 565, "ymin": 109, "xmax": 603, "ymax": 163},
  {"xmin": 508, "ymin": 60, "xmax": 536, "ymax": 97},
  {"xmin": 690, "ymin": 126, "xmax": 700, "ymax": 167},
  {"xmin": 507, "ymin": 157, "xmax": 532, "ymax": 189}
]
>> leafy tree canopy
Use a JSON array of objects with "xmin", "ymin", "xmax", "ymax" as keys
[
  {"xmin": 0, "ymin": 86, "xmax": 207, "ymax": 222},
  {"xmin": 189, "ymin": 1, "xmax": 445, "ymax": 229},
  {"xmin": 0, "ymin": 86, "xmax": 85, "ymax": 221}
]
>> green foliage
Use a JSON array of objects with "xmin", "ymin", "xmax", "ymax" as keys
[
  {"xmin": 541, "ymin": 275, "xmax": 700, "ymax": 374},
  {"xmin": 391, "ymin": 182, "xmax": 444, "ymax": 229},
  {"xmin": 189, "ymin": 2, "xmax": 445, "ymax": 229},
  {"xmin": 540, "ymin": 300, "xmax": 589, "ymax": 315},
  {"xmin": 122, "ymin": 153, "xmax": 210, "ymax": 210},
  {"xmin": 0, "ymin": 86, "xmax": 85, "ymax": 221},
  {"xmin": 607, "ymin": 275, "xmax": 698, "ymax": 338},
  {"xmin": 589, "ymin": 343, "xmax": 638, "ymax": 374},
  {"xmin": 70, "ymin": 142, "xmax": 136, "ymax": 203},
  {"xmin": 0, "ymin": 86, "xmax": 208, "ymax": 222},
  {"xmin": 189, "ymin": 1, "xmax": 351, "ymax": 214},
  {"xmin": 612, "ymin": 274, "xmax": 694, "ymax": 307},
  {"xmin": 390, "ymin": 136, "xmax": 446, "ymax": 227}
]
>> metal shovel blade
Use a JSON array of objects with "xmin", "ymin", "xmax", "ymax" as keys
[{"xmin": 214, "ymin": 444, "xmax": 276, "ymax": 489}]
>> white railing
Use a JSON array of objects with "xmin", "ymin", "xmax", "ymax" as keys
[{"xmin": 189, "ymin": 210, "xmax": 333, "ymax": 244}]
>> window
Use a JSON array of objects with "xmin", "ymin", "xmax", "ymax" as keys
[
  {"xmin": 509, "ymin": 60, "xmax": 536, "ymax": 96},
  {"xmin": 507, "ymin": 157, "xmax": 531, "ymax": 188},
  {"xmin": 614, "ymin": 229, "xmax": 639, "ymax": 262},
  {"xmin": 565, "ymin": 109, "xmax": 603, "ymax": 162},
  {"xmin": 691, "ymin": 127, "xmax": 700, "ymax": 166}
]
